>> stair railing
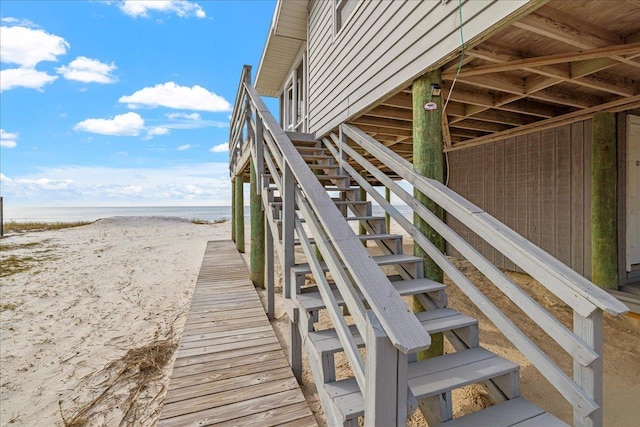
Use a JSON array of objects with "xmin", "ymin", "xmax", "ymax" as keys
[
  {"xmin": 323, "ymin": 123, "xmax": 628, "ymax": 427},
  {"xmin": 229, "ymin": 66, "xmax": 431, "ymax": 425}
]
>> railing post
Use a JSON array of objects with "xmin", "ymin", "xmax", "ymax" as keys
[
  {"xmin": 282, "ymin": 163, "xmax": 296, "ymax": 298},
  {"xmin": 364, "ymin": 310, "xmax": 408, "ymax": 427},
  {"xmin": 385, "ymin": 186, "xmax": 391, "ymax": 234},
  {"xmin": 255, "ymin": 113, "xmax": 265, "ymax": 181},
  {"xmin": 265, "ymin": 211, "xmax": 275, "ymax": 320},
  {"xmin": 573, "ymin": 310, "xmax": 603, "ymax": 426}
]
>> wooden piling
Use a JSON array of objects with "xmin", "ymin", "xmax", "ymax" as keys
[
  {"xmin": 231, "ymin": 178, "xmax": 236, "ymax": 242},
  {"xmin": 591, "ymin": 113, "xmax": 618, "ymax": 289},
  {"xmin": 234, "ymin": 173, "xmax": 245, "ymax": 253},
  {"xmin": 250, "ymin": 157, "xmax": 265, "ymax": 288},
  {"xmin": 413, "ymin": 70, "xmax": 445, "ymax": 359}
]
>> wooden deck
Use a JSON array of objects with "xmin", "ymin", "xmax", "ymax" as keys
[{"xmin": 158, "ymin": 240, "xmax": 317, "ymax": 427}]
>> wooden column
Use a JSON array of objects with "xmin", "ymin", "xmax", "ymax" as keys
[
  {"xmin": 231, "ymin": 178, "xmax": 236, "ymax": 242},
  {"xmin": 250, "ymin": 158, "xmax": 265, "ymax": 288},
  {"xmin": 591, "ymin": 113, "xmax": 618, "ymax": 289},
  {"xmin": 234, "ymin": 173, "xmax": 245, "ymax": 253},
  {"xmin": 413, "ymin": 70, "xmax": 445, "ymax": 359},
  {"xmin": 359, "ymin": 170, "xmax": 367, "ymax": 240}
]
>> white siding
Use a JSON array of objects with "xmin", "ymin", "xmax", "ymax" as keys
[{"xmin": 307, "ymin": 0, "xmax": 532, "ymax": 137}]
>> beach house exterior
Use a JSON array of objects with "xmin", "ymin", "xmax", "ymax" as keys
[{"xmin": 228, "ymin": 1, "xmax": 636, "ymax": 425}]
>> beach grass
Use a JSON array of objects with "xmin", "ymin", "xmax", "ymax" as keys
[
  {"xmin": 190, "ymin": 218, "xmax": 227, "ymax": 225},
  {"xmin": 2, "ymin": 221, "xmax": 93, "ymax": 234}
]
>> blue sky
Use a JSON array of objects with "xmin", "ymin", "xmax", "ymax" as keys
[{"xmin": 0, "ymin": 0, "xmax": 276, "ymax": 206}]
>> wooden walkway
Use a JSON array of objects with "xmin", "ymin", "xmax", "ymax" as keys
[{"xmin": 158, "ymin": 240, "xmax": 317, "ymax": 427}]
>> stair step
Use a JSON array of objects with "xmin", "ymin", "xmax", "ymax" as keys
[
  {"xmin": 314, "ymin": 174, "xmax": 352, "ymax": 181},
  {"xmin": 325, "ymin": 347, "xmax": 519, "ymax": 422},
  {"xmin": 291, "ymin": 253, "xmax": 423, "ymax": 276},
  {"xmin": 301, "ymin": 154, "xmax": 334, "ymax": 161},
  {"xmin": 270, "ymin": 200, "xmax": 370, "ymax": 208},
  {"xmin": 323, "ymin": 186, "xmax": 358, "ymax": 192},
  {"xmin": 286, "ymin": 131, "xmax": 318, "ymax": 145},
  {"xmin": 275, "ymin": 216, "xmax": 384, "ymax": 225},
  {"xmin": 408, "ymin": 347, "xmax": 519, "ymax": 400},
  {"xmin": 325, "ymin": 378, "xmax": 363, "ymax": 421},
  {"xmin": 441, "ymin": 397, "xmax": 567, "ymax": 426},
  {"xmin": 308, "ymin": 308, "xmax": 475, "ymax": 356},
  {"xmin": 308, "ymin": 163, "xmax": 339, "ymax": 169},
  {"xmin": 299, "ymin": 278, "xmax": 444, "ymax": 312},
  {"xmin": 294, "ymin": 233, "xmax": 402, "ymax": 247},
  {"xmin": 295, "ymin": 146, "xmax": 326, "ymax": 153}
]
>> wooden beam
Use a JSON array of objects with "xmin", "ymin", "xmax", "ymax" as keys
[
  {"xmin": 444, "ymin": 42, "xmax": 640, "ymax": 78},
  {"xmin": 365, "ymin": 105, "xmax": 413, "ymax": 122},
  {"xmin": 412, "ymin": 70, "xmax": 444, "ymax": 362},
  {"xmin": 350, "ymin": 116, "xmax": 412, "ymax": 132},
  {"xmin": 591, "ymin": 113, "xmax": 618, "ymax": 289},
  {"xmin": 447, "ymin": 95, "xmax": 640, "ymax": 151},
  {"xmin": 513, "ymin": 9, "xmax": 620, "ymax": 50},
  {"xmin": 450, "ymin": 119, "xmax": 513, "ymax": 133},
  {"xmin": 448, "ymin": 108, "xmax": 538, "ymax": 126}
]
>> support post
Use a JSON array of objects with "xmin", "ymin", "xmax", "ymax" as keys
[
  {"xmin": 591, "ymin": 112, "xmax": 618, "ymax": 289},
  {"xmin": 412, "ymin": 70, "xmax": 445, "ymax": 360},
  {"xmin": 282, "ymin": 163, "xmax": 295, "ymax": 298},
  {"xmin": 359, "ymin": 170, "xmax": 367, "ymax": 241},
  {"xmin": 385, "ymin": 186, "xmax": 391, "ymax": 234},
  {"xmin": 364, "ymin": 310, "xmax": 408, "ymax": 427},
  {"xmin": 231, "ymin": 178, "xmax": 236, "ymax": 242},
  {"xmin": 234, "ymin": 174, "xmax": 245, "ymax": 253},
  {"xmin": 250, "ymin": 157, "xmax": 265, "ymax": 288},
  {"xmin": 573, "ymin": 310, "xmax": 603, "ymax": 426},
  {"xmin": 265, "ymin": 214, "xmax": 275, "ymax": 320}
]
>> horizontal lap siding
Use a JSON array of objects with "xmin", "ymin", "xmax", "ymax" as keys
[
  {"xmin": 446, "ymin": 121, "xmax": 593, "ymax": 279},
  {"xmin": 307, "ymin": 0, "xmax": 530, "ymax": 137}
]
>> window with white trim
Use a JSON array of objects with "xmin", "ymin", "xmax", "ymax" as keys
[{"xmin": 334, "ymin": 0, "xmax": 359, "ymax": 34}]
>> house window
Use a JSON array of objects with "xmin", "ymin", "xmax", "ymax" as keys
[
  {"xmin": 335, "ymin": 0, "xmax": 359, "ymax": 34},
  {"xmin": 281, "ymin": 55, "xmax": 307, "ymax": 132}
]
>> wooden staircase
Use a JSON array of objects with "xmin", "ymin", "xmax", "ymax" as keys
[
  {"xmin": 230, "ymin": 67, "xmax": 628, "ymax": 426},
  {"xmin": 263, "ymin": 135, "xmax": 566, "ymax": 426}
]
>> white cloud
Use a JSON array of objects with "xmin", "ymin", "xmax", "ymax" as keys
[
  {"xmin": 118, "ymin": 0, "xmax": 205, "ymax": 18},
  {"xmin": 1, "ymin": 17, "xmax": 39, "ymax": 28},
  {"xmin": 74, "ymin": 112, "xmax": 145, "ymax": 136},
  {"xmin": 177, "ymin": 144, "xmax": 191, "ymax": 151},
  {"xmin": 56, "ymin": 56, "xmax": 117, "ymax": 84},
  {"xmin": 0, "ymin": 163, "xmax": 231, "ymax": 206},
  {"xmin": 0, "ymin": 68, "xmax": 58, "ymax": 92},
  {"xmin": 119, "ymin": 82, "xmax": 231, "ymax": 112},
  {"xmin": 0, "ymin": 25, "xmax": 69, "ymax": 67},
  {"xmin": 143, "ymin": 126, "xmax": 170, "ymax": 140},
  {"xmin": 209, "ymin": 142, "xmax": 228, "ymax": 153},
  {"xmin": 166, "ymin": 112, "xmax": 201, "ymax": 120},
  {"xmin": 1, "ymin": 129, "xmax": 18, "ymax": 148}
]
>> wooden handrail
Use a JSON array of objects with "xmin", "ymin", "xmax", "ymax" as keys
[
  {"xmin": 243, "ymin": 83, "xmax": 432, "ymax": 354},
  {"xmin": 341, "ymin": 123, "xmax": 628, "ymax": 318}
]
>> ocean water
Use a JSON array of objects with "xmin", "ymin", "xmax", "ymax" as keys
[
  {"xmin": 2, "ymin": 204, "xmax": 414, "ymax": 224},
  {"xmin": 2, "ymin": 206, "xmax": 236, "ymax": 223}
]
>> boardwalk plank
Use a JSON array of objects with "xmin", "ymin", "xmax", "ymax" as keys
[{"xmin": 158, "ymin": 240, "xmax": 315, "ymax": 426}]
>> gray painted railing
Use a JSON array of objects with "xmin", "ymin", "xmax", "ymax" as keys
[
  {"xmin": 322, "ymin": 123, "xmax": 628, "ymax": 427},
  {"xmin": 229, "ymin": 66, "xmax": 431, "ymax": 425}
]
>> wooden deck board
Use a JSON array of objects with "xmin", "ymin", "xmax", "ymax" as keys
[{"xmin": 158, "ymin": 240, "xmax": 316, "ymax": 426}]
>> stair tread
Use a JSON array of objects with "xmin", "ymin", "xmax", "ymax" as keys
[
  {"xmin": 291, "ymin": 253, "xmax": 423, "ymax": 275},
  {"xmin": 309, "ymin": 308, "xmax": 474, "ymax": 355},
  {"xmin": 274, "ymin": 216, "xmax": 384, "ymax": 224},
  {"xmin": 408, "ymin": 347, "xmax": 520, "ymax": 399},
  {"xmin": 270, "ymin": 200, "xmax": 371, "ymax": 207},
  {"xmin": 442, "ymin": 397, "xmax": 567, "ymax": 426},
  {"xmin": 294, "ymin": 233, "xmax": 403, "ymax": 246},
  {"xmin": 325, "ymin": 347, "xmax": 520, "ymax": 421},
  {"xmin": 299, "ymin": 278, "xmax": 444, "ymax": 312},
  {"xmin": 301, "ymin": 154, "xmax": 334, "ymax": 160}
]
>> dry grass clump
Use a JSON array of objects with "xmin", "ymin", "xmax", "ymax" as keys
[
  {"xmin": 190, "ymin": 218, "xmax": 227, "ymax": 225},
  {"xmin": 59, "ymin": 339, "xmax": 177, "ymax": 427},
  {"xmin": 2, "ymin": 221, "xmax": 93, "ymax": 234}
]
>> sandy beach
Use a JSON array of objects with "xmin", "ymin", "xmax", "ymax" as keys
[{"xmin": 1, "ymin": 216, "xmax": 638, "ymax": 426}]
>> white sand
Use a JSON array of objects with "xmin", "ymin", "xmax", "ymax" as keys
[
  {"xmin": 2, "ymin": 216, "xmax": 638, "ymax": 426},
  {"xmin": 1, "ymin": 217, "xmax": 230, "ymax": 426}
]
